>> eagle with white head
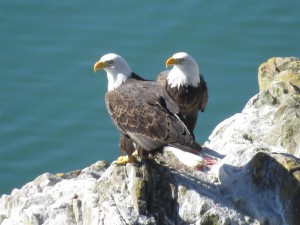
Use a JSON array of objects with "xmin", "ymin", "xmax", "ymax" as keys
[{"xmin": 157, "ymin": 52, "xmax": 208, "ymax": 132}]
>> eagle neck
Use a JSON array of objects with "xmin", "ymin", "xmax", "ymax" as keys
[{"xmin": 107, "ymin": 71, "xmax": 131, "ymax": 91}]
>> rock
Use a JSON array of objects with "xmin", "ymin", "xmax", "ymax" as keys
[
  {"xmin": 0, "ymin": 161, "xmax": 109, "ymax": 225},
  {"xmin": 258, "ymin": 57, "xmax": 300, "ymax": 92},
  {"xmin": 215, "ymin": 152, "xmax": 300, "ymax": 225},
  {"xmin": 207, "ymin": 81, "xmax": 300, "ymax": 157},
  {"xmin": 1, "ymin": 57, "xmax": 300, "ymax": 225}
]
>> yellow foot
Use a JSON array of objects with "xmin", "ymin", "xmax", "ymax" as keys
[{"xmin": 115, "ymin": 155, "xmax": 135, "ymax": 165}]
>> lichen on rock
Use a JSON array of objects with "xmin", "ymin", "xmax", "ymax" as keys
[{"xmin": 258, "ymin": 57, "xmax": 300, "ymax": 92}]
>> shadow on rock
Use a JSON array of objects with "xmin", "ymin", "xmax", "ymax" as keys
[{"xmin": 218, "ymin": 151, "xmax": 300, "ymax": 225}]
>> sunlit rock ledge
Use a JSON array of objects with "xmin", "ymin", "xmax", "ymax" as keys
[{"xmin": 1, "ymin": 57, "xmax": 300, "ymax": 225}]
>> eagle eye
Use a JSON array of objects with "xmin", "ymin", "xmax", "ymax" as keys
[{"xmin": 107, "ymin": 60, "xmax": 113, "ymax": 65}]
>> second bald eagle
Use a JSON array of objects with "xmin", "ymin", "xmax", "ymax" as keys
[{"xmin": 157, "ymin": 52, "xmax": 208, "ymax": 132}]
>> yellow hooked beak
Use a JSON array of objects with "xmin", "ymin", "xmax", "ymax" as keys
[
  {"xmin": 94, "ymin": 61, "xmax": 107, "ymax": 72},
  {"xmin": 165, "ymin": 57, "xmax": 178, "ymax": 68}
]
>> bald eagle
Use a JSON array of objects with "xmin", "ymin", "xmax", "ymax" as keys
[
  {"xmin": 157, "ymin": 52, "xmax": 208, "ymax": 132},
  {"xmin": 93, "ymin": 53, "xmax": 202, "ymax": 164}
]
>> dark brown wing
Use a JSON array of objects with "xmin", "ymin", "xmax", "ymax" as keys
[
  {"xmin": 199, "ymin": 74, "xmax": 208, "ymax": 112},
  {"xmin": 118, "ymin": 73, "xmax": 148, "ymax": 156},
  {"xmin": 105, "ymin": 80, "xmax": 196, "ymax": 152}
]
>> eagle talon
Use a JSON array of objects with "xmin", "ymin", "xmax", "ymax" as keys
[
  {"xmin": 114, "ymin": 155, "xmax": 136, "ymax": 165},
  {"xmin": 132, "ymin": 150, "xmax": 138, "ymax": 157}
]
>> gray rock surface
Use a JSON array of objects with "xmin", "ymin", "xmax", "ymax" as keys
[{"xmin": 1, "ymin": 57, "xmax": 299, "ymax": 225}]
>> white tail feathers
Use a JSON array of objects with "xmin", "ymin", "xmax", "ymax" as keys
[{"xmin": 163, "ymin": 146, "xmax": 204, "ymax": 168}]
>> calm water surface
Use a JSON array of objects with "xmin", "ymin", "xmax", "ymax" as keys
[{"xmin": 1, "ymin": 1, "xmax": 300, "ymax": 194}]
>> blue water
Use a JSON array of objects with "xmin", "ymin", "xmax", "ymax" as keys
[{"xmin": 1, "ymin": 1, "xmax": 300, "ymax": 195}]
